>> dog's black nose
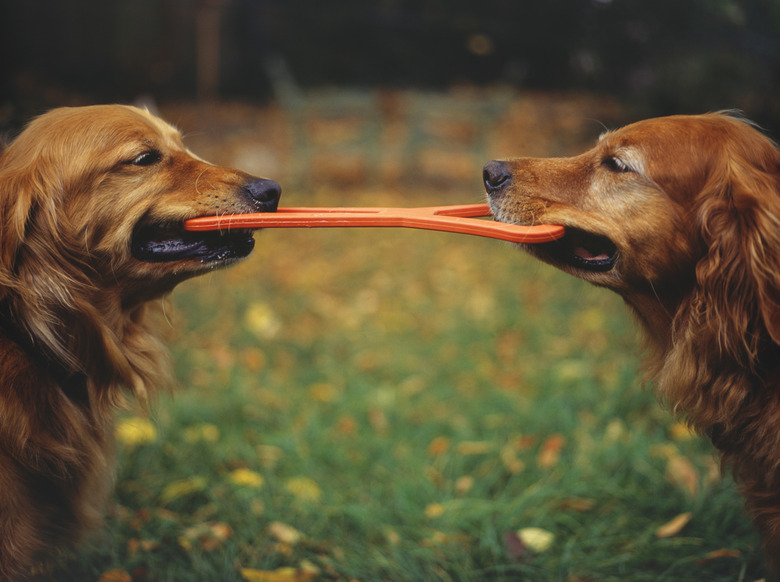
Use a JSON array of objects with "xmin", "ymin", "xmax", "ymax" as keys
[
  {"xmin": 245, "ymin": 178, "xmax": 282, "ymax": 212},
  {"xmin": 483, "ymin": 160, "xmax": 512, "ymax": 193}
]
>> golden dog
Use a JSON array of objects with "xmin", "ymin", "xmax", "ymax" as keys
[{"xmin": 0, "ymin": 105, "xmax": 280, "ymax": 579}]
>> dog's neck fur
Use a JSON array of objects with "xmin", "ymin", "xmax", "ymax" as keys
[{"xmin": 0, "ymin": 301, "xmax": 89, "ymax": 406}]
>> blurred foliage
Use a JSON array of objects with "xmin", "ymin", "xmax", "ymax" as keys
[{"xmin": 1, "ymin": 0, "xmax": 779, "ymax": 129}]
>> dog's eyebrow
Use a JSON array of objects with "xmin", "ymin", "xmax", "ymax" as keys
[{"xmin": 613, "ymin": 146, "xmax": 646, "ymax": 174}]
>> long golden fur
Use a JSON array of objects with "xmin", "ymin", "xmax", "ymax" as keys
[
  {"xmin": 484, "ymin": 112, "xmax": 780, "ymax": 579},
  {"xmin": 0, "ymin": 104, "xmax": 280, "ymax": 579}
]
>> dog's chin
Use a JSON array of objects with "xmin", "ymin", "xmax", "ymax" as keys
[
  {"xmin": 492, "ymin": 206, "xmax": 618, "ymax": 274},
  {"xmin": 130, "ymin": 223, "xmax": 256, "ymax": 266}
]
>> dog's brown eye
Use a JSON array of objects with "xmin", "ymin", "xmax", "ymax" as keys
[
  {"xmin": 602, "ymin": 156, "xmax": 632, "ymax": 173},
  {"xmin": 126, "ymin": 151, "xmax": 162, "ymax": 167}
]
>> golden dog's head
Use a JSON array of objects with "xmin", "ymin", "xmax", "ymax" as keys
[
  {"xmin": 0, "ymin": 104, "xmax": 280, "ymax": 306},
  {"xmin": 0, "ymin": 105, "xmax": 280, "ymax": 382}
]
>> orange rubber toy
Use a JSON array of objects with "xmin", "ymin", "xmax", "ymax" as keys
[{"xmin": 184, "ymin": 203, "xmax": 564, "ymax": 244}]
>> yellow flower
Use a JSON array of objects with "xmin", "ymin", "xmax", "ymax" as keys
[
  {"xmin": 115, "ymin": 417, "xmax": 157, "ymax": 447},
  {"xmin": 284, "ymin": 476, "xmax": 322, "ymax": 503},
  {"xmin": 424, "ymin": 503, "xmax": 445, "ymax": 518},
  {"xmin": 245, "ymin": 302, "xmax": 281, "ymax": 339},
  {"xmin": 229, "ymin": 468, "xmax": 265, "ymax": 489},
  {"xmin": 183, "ymin": 423, "xmax": 220, "ymax": 443},
  {"xmin": 160, "ymin": 476, "xmax": 207, "ymax": 504},
  {"xmin": 669, "ymin": 422, "xmax": 696, "ymax": 441},
  {"xmin": 240, "ymin": 567, "xmax": 304, "ymax": 582}
]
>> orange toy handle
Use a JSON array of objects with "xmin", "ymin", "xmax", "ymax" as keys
[{"xmin": 184, "ymin": 203, "xmax": 565, "ymax": 244}]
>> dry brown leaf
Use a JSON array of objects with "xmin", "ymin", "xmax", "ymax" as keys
[
  {"xmin": 241, "ymin": 567, "xmax": 314, "ymax": 582},
  {"xmin": 428, "ymin": 436, "xmax": 450, "ymax": 456},
  {"xmin": 557, "ymin": 497, "xmax": 596, "ymax": 512},
  {"xmin": 97, "ymin": 569, "xmax": 132, "ymax": 582},
  {"xmin": 335, "ymin": 416, "xmax": 358, "ymax": 435},
  {"xmin": 696, "ymin": 548, "xmax": 742, "ymax": 565},
  {"xmin": 456, "ymin": 441, "xmax": 493, "ymax": 456},
  {"xmin": 268, "ymin": 521, "xmax": 303, "ymax": 545},
  {"xmin": 424, "ymin": 502, "xmax": 445, "ymax": 518},
  {"xmin": 655, "ymin": 512, "xmax": 692, "ymax": 538},
  {"xmin": 665, "ymin": 455, "xmax": 700, "ymax": 497},
  {"xmin": 538, "ymin": 434, "xmax": 565, "ymax": 468},
  {"xmin": 368, "ymin": 408, "xmax": 389, "ymax": 433},
  {"xmin": 455, "ymin": 475, "xmax": 474, "ymax": 495},
  {"xmin": 181, "ymin": 521, "xmax": 233, "ymax": 552},
  {"xmin": 500, "ymin": 443, "xmax": 525, "ymax": 474}
]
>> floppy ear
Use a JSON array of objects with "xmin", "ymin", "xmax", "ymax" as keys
[
  {"xmin": 693, "ymin": 143, "xmax": 780, "ymax": 362},
  {"xmin": 0, "ymin": 157, "xmax": 49, "ymax": 294}
]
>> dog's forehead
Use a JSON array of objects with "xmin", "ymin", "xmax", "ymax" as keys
[{"xmin": 116, "ymin": 108, "xmax": 183, "ymax": 147}]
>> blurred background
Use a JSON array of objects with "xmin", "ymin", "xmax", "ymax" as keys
[
  {"xmin": 1, "ymin": 0, "xmax": 779, "ymax": 190},
  {"xmin": 1, "ymin": 2, "xmax": 777, "ymax": 579}
]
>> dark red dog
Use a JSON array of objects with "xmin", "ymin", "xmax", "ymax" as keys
[{"xmin": 484, "ymin": 112, "xmax": 780, "ymax": 579}]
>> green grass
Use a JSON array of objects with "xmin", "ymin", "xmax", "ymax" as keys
[{"xmin": 53, "ymin": 188, "xmax": 765, "ymax": 581}]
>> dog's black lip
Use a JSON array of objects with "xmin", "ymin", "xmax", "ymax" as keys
[
  {"xmin": 532, "ymin": 228, "xmax": 617, "ymax": 272},
  {"xmin": 130, "ymin": 222, "xmax": 255, "ymax": 264}
]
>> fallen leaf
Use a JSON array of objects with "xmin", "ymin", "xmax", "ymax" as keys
[
  {"xmin": 241, "ymin": 347, "xmax": 266, "ymax": 372},
  {"xmin": 384, "ymin": 527, "xmax": 401, "ymax": 545},
  {"xmin": 455, "ymin": 475, "xmax": 474, "ymax": 495},
  {"xmin": 97, "ymin": 569, "xmax": 132, "ymax": 582},
  {"xmin": 182, "ymin": 522, "xmax": 233, "ymax": 552},
  {"xmin": 245, "ymin": 302, "xmax": 282, "ymax": 339},
  {"xmin": 115, "ymin": 417, "xmax": 157, "ymax": 448},
  {"xmin": 649, "ymin": 443, "xmax": 678, "ymax": 460},
  {"xmin": 298, "ymin": 559, "xmax": 320, "ymax": 576},
  {"xmin": 240, "ymin": 567, "xmax": 314, "ymax": 582},
  {"xmin": 696, "ymin": 548, "xmax": 742, "ymax": 565},
  {"xmin": 160, "ymin": 476, "xmax": 207, "ymax": 504},
  {"xmin": 285, "ymin": 476, "xmax": 322, "ymax": 503},
  {"xmin": 456, "ymin": 441, "xmax": 493, "ymax": 456},
  {"xmin": 183, "ymin": 423, "xmax": 220, "ymax": 443},
  {"xmin": 517, "ymin": 527, "xmax": 555, "ymax": 552},
  {"xmin": 655, "ymin": 512, "xmax": 692, "ymax": 538},
  {"xmin": 368, "ymin": 408, "xmax": 389, "ymax": 433},
  {"xmin": 422, "ymin": 530, "xmax": 470, "ymax": 548},
  {"xmin": 665, "ymin": 455, "xmax": 699, "ymax": 497},
  {"xmin": 424, "ymin": 502, "xmax": 445, "ymax": 518},
  {"xmin": 428, "ymin": 436, "xmax": 450, "ymax": 456},
  {"xmin": 229, "ymin": 468, "xmax": 265, "ymax": 489},
  {"xmin": 557, "ymin": 497, "xmax": 596, "ymax": 512},
  {"xmin": 268, "ymin": 521, "xmax": 303, "ymax": 545},
  {"xmin": 256, "ymin": 445, "xmax": 284, "ymax": 469},
  {"xmin": 538, "ymin": 434, "xmax": 565, "ymax": 468},
  {"xmin": 500, "ymin": 443, "xmax": 525, "ymax": 474},
  {"xmin": 669, "ymin": 422, "xmax": 696, "ymax": 441},
  {"xmin": 308, "ymin": 382, "xmax": 340, "ymax": 403},
  {"xmin": 335, "ymin": 416, "xmax": 358, "ymax": 435}
]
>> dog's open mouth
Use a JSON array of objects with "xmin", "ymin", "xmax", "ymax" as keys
[
  {"xmin": 537, "ymin": 228, "xmax": 617, "ymax": 272},
  {"xmin": 131, "ymin": 223, "xmax": 255, "ymax": 264}
]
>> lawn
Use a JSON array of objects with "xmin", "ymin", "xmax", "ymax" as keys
[{"xmin": 51, "ymin": 98, "xmax": 767, "ymax": 581}]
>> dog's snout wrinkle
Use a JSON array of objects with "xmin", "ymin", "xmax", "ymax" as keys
[
  {"xmin": 483, "ymin": 160, "xmax": 512, "ymax": 194},
  {"xmin": 245, "ymin": 178, "xmax": 282, "ymax": 212}
]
